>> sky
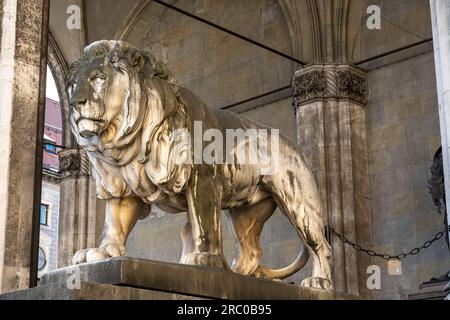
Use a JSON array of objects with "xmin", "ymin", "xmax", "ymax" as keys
[{"xmin": 46, "ymin": 66, "xmax": 60, "ymax": 102}]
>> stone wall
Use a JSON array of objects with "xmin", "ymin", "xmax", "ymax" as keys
[
  {"xmin": 348, "ymin": 0, "xmax": 450, "ymax": 299},
  {"xmin": 353, "ymin": 0, "xmax": 433, "ymax": 63},
  {"xmin": 122, "ymin": 0, "xmax": 294, "ymax": 109},
  {"xmin": 367, "ymin": 51, "xmax": 449, "ymax": 299}
]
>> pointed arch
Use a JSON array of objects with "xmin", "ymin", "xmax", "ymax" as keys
[
  {"xmin": 47, "ymin": 31, "xmax": 74, "ymax": 148},
  {"xmin": 277, "ymin": 0, "xmax": 366, "ymax": 64},
  {"xmin": 277, "ymin": 0, "xmax": 323, "ymax": 63}
]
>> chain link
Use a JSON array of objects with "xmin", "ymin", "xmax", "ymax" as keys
[{"xmin": 327, "ymin": 225, "xmax": 450, "ymax": 261}]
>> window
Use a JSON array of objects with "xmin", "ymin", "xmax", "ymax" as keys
[
  {"xmin": 44, "ymin": 143, "xmax": 57, "ymax": 154},
  {"xmin": 40, "ymin": 204, "xmax": 48, "ymax": 226}
]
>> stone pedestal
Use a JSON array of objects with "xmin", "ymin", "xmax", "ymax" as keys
[
  {"xmin": 407, "ymin": 281, "xmax": 449, "ymax": 300},
  {"xmin": 293, "ymin": 64, "xmax": 372, "ymax": 297},
  {"xmin": 0, "ymin": 257, "xmax": 354, "ymax": 300}
]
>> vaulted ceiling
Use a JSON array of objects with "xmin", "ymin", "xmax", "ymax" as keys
[{"xmin": 49, "ymin": 0, "xmax": 433, "ymax": 66}]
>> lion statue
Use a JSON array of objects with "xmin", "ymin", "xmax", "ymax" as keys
[{"xmin": 68, "ymin": 40, "xmax": 333, "ymax": 290}]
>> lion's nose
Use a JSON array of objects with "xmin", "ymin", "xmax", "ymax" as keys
[{"xmin": 75, "ymin": 100, "xmax": 87, "ymax": 110}]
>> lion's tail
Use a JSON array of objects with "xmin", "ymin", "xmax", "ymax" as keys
[{"xmin": 253, "ymin": 245, "xmax": 310, "ymax": 280}]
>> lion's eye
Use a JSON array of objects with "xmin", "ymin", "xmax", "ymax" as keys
[
  {"xmin": 94, "ymin": 77, "xmax": 105, "ymax": 86},
  {"xmin": 69, "ymin": 82, "xmax": 77, "ymax": 96}
]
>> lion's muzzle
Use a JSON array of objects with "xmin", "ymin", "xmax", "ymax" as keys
[
  {"xmin": 77, "ymin": 118, "xmax": 105, "ymax": 138},
  {"xmin": 71, "ymin": 100, "xmax": 106, "ymax": 138}
]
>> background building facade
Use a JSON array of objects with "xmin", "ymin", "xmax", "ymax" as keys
[{"xmin": 39, "ymin": 97, "xmax": 62, "ymax": 275}]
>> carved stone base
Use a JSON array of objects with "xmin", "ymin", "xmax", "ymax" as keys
[
  {"xmin": 407, "ymin": 281, "xmax": 450, "ymax": 300},
  {"xmin": 0, "ymin": 257, "xmax": 355, "ymax": 300}
]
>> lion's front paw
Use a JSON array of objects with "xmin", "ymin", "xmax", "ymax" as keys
[
  {"xmin": 72, "ymin": 243, "xmax": 125, "ymax": 265},
  {"xmin": 300, "ymin": 277, "xmax": 333, "ymax": 291},
  {"xmin": 180, "ymin": 252, "xmax": 227, "ymax": 269}
]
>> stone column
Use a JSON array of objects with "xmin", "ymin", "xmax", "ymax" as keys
[
  {"xmin": 293, "ymin": 64, "xmax": 372, "ymax": 296},
  {"xmin": 430, "ymin": 0, "xmax": 450, "ymax": 239},
  {"xmin": 0, "ymin": 0, "xmax": 49, "ymax": 292},
  {"xmin": 58, "ymin": 149, "xmax": 105, "ymax": 267}
]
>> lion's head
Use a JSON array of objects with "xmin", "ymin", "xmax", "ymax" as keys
[
  {"xmin": 68, "ymin": 41, "xmax": 192, "ymax": 194},
  {"xmin": 68, "ymin": 40, "xmax": 182, "ymax": 153}
]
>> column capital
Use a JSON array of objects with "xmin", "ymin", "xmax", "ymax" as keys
[
  {"xmin": 293, "ymin": 64, "xmax": 368, "ymax": 107},
  {"xmin": 59, "ymin": 149, "xmax": 90, "ymax": 180}
]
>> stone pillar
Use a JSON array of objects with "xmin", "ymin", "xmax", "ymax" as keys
[
  {"xmin": 430, "ymin": 0, "xmax": 450, "ymax": 239},
  {"xmin": 0, "ymin": 0, "xmax": 49, "ymax": 292},
  {"xmin": 58, "ymin": 149, "xmax": 105, "ymax": 267},
  {"xmin": 293, "ymin": 64, "xmax": 372, "ymax": 296}
]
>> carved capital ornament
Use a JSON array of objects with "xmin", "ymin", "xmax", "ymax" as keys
[
  {"xmin": 59, "ymin": 148, "xmax": 90, "ymax": 179},
  {"xmin": 293, "ymin": 64, "xmax": 367, "ymax": 107}
]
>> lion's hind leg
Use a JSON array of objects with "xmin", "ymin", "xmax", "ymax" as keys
[
  {"xmin": 261, "ymin": 162, "xmax": 333, "ymax": 290},
  {"xmin": 287, "ymin": 201, "xmax": 333, "ymax": 290},
  {"xmin": 269, "ymin": 184, "xmax": 333, "ymax": 290},
  {"xmin": 227, "ymin": 197, "xmax": 276, "ymax": 276}
]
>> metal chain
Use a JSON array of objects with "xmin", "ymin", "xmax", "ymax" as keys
[{"xmin": 327, "ymin": 225, "xmax": 450, "ymax": 261}]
